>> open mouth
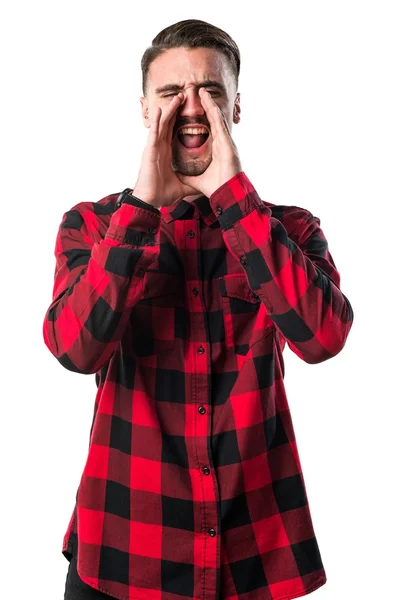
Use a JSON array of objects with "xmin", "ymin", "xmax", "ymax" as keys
[{"xmin": 176, "ymin": 129, "xmax": 210, "ymax": 151}]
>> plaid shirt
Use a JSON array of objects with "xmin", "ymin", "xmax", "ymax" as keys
[{"xmin": 43, "ymin": 171, "xmax": 353, "ymax": 600}]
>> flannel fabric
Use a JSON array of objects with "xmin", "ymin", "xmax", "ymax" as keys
[{"xmin": 43, "ymin": 171, "xmax": 354, "ymax": 600}]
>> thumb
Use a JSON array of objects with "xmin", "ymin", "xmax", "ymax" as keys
[
  {"xmin": 175, "ymin": 171, "xmax": 191, "ymax": 184},
  {"xmin": 176, "ymin": 173, "xmax": 201, "ymax": 196}
]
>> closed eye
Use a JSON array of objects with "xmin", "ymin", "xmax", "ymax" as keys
[{"xmin": 163, "ymin": 91, "xmax": 219, "ymax": 98}]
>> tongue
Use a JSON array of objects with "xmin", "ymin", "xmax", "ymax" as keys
[{"xmin": 179, "ymin": 133, "xmax": 208, "ymax": 148}]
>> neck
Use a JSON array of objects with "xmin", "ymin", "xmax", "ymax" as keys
[{"xmin": 183, "ymin": 193, "xmax": 204, "ymax": 202}]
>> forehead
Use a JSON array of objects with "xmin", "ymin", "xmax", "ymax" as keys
[{"xmin": 148, "ymin": 47, "xmax": 232, "ymax": 93}]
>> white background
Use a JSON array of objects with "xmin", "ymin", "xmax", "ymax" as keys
[{"xmin": 1, "ymin": 1, "xmax": 399, "ymax": 598}]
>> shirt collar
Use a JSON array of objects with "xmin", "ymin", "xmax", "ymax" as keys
[{"xmin": 160, "ymin": 195, "xmax": 217, "ymax": 227}]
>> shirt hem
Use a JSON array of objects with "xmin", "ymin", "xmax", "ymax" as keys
[
  {"xmin": 70, "ymin": 559, "xmax": 327, "ymax": 600},
  {"xmin": 272, "ymin": 574, "xmax": 327, "ymax": 600}
]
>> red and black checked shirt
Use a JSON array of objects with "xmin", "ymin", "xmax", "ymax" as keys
[{"xmin": 43, "ymin": 171, "xmax": 354, "ymax": 600}]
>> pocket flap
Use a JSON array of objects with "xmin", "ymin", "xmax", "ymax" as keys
[{"xmin": 218, "ymin": 275, "xmax": 260, "ymax": 303}]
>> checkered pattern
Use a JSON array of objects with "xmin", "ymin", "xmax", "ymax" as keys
[{"xmin": 43, "ymin": 171, "xmax": 354, "ymax": 600}]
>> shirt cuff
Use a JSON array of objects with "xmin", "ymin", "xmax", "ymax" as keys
[
  {"xmin": 123, "ymin": 194, "xmax": 161, "ymax": 215},
  {"xmin": 209, "ymin": 171, "xmax": 265, "ymax": 229}
]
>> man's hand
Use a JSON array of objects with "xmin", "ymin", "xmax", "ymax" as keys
[
  {"xmin": 132, "ymin": 93, "xmax": 200, "ymax": 208},
  {"xmin": 175, "ymin": 88, "xmax": 243, "ymax": 198}
]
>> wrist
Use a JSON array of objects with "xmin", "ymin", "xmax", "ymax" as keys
[{"xmin": 131, "ymin": 190, "xmax": 161, "ymax": 210}]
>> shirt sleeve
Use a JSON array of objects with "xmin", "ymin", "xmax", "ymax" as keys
[
  {"xmin": 209, "ymin": 171, "xmax": 354, "ymax": 364},
  {"xmin": 42, "ymin": 196, "xmax": 162, "ymax": 374}
]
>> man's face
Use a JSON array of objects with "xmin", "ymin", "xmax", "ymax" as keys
[{"xmin": 140, "ymin": 47, "xmax": 240, "ymax": 177}]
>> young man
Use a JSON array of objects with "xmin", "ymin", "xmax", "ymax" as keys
[{"xmin": 43, "ymin": 18, "xmax": 354, "ymax": 600}]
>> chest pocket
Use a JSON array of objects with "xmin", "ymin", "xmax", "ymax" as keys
[
  {"xmin": 218, "ymin": 274, "xmax": 274, "ymax": 355},
  {"xmin": 130, "ymin": 271, "xmax": 182, "ymax": 357}
]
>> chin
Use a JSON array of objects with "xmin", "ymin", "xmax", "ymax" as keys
[{"xmin": 171, "ymin": 154, "xmax": 212, "ymax": 177}]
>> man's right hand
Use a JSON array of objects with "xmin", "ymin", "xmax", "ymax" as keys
[{"xmin": 131, "ymin": 93, "xmax": 201, "ymax": 209}]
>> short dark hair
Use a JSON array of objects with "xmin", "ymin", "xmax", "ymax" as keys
[{"xmin": 141, "ymin": 19, "xmax": 240, "ymax": 97}]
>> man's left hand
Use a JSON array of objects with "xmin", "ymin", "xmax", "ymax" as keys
[{"xmin": 175, "ymin": 88, "xmax": 243, "ymax": 198}]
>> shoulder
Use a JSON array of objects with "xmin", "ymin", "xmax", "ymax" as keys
[
  {"xmin": 59, "ymin": 192, "xmax": 121, "ymax": 235},
  {"xmin": 260, "ymin": 200, "xmax": 316, "ymax": 238},
  {"xmin": 64, "ymin": 192, "xmax": 121, "ymax": 219}
]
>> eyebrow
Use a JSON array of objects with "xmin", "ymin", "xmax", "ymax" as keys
[{"xmin": 154, "ymin": 79, "xmax": 226, "ymax": 95}]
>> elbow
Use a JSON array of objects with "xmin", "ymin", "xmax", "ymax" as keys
[
  {"xmin": 303, "ymin": 316, "xmax": 354, "ymax": 365},
  {"xmin": 286, "ymin": 313, "xmax": 354, "ymax": 365},
  {"xmin": 302, "ymin": 343, "xmax": 346, "ymax": 365},
  {"xmin": 43, "ymin": 328, "xmax": 95, "ymax": 375},
  {"xmin": 310, "ymin": 295, "xmax": 354, "ymax": 364},
  {"xmin": 45, "ymin": 343, "xmax": 111, "ymax": 375},
  {"xmin": 57, "ymin": 350, "xmax": 99, "ymax": 375},
  {"xmin": 42, "ymin": 315, "xmax": 115, "ymax": 375}
]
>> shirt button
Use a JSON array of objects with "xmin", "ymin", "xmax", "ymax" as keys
[
  {"xmin": 208, "ymin": 528, "xmax": 216, "ymax": 537},
  {"xmin": 137, "ymin": 268, "xmax": 144, "ymax": 277},
  {"xmin": 192, "ymin": 288, "xmax": 199, "ymax": 296},
  {"xmin": 216, "ymin": 207, "xmax": 222, "ymax": 215},
  {"xmin": 198, "ymin": 346, "xmax": 205, "ymax": 354},
  {"xmin": 240, "ymin": 256, "xmax": 247, "ymax": 265},
  {"xmin": 149, "ymin": 227, "xmax": 157, "ymax": 234},
  {"xmin": 187, "ymin": 230, "xmax": 195, "ymax": 238},
  {"xmin": 203, "ymin": 466, "xmax": 210, "ymax": 475},
  {"xmin": 198, "ymin": 406, "xmax": 206, "ymax": 415}
]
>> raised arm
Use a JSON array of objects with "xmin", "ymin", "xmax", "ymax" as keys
[
  {"xmin": 210, "ymin": 171, "xmax": 354, "ymax": 364},
  {"xmin": 42, "ymin": 195, "xmax": 161, "ymax": 374}
]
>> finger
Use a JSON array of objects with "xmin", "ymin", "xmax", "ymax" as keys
[
  {"xmin": 159, "ymin": 94, "xmax": 183, "ymax": 140},
  {"xmin": 198, "ymin": 88, "xmax": 217, "ymax": 140},
  {"xmin": 147, "ymin": 106, "xmax": 162, "ymax": 146},
  {"xmin": 167, "ymin": 93, "xmax": 184, "ymax": 143},
  {"xmin": 199, "ymin": 89, "xmax": 229, "ymax": 140},
  {"xmin": 146, "ymin": 95, "xmax": 181, "ymax": 147},
  {"xmin": 176, "ymin": 172, "xmax": 201, "ymax": 195}
]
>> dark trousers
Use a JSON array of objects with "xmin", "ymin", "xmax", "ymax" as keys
[{"xmin": 64, "ymin": 554, "xmax": 112, "ymax": 599}]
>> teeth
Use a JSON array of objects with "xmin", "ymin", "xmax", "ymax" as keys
[{"xmin": 178, "ymin": 127, "xmax": 208, "ymax": 135}]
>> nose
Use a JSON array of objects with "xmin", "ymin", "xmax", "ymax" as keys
[{"xmin": 178, "ymin": 87, "xmax": 206, "ymax": 119}]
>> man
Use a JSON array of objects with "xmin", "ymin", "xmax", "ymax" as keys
[{"xmin": 43, "ymin": 18, "xmax": 354, "ymax": 600}]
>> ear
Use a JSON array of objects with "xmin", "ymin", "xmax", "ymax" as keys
[
  {"xmin": 233, "ymin": 92, "xmax": 241, "ymax": 125},
  {"xmin": 140, "ymin": 97, "xmax": 150, "ymax": 128}
]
